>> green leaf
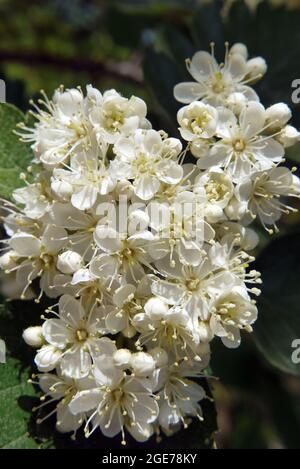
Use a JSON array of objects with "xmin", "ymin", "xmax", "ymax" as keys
[
  {"xmin": 143, "ymin": 50, "xmax": 183, "ymax": 134},
  {"xmin": 253, "ymin": 233, "xmax": 300, "ymax": 376},
  {"xmin": 0, "ymin": 301, "xmax": 39, "ymax": 449},
  {"xmin": 0, "ymin": 299, "xmax": 57, "ymax": 449},
  {"xmin": 0, "ymin": 355, "xmax": 39, "ymax": 449},
  {"xmin": 0, "ymin": 103, "xmax": 33, "ymax": 200}
]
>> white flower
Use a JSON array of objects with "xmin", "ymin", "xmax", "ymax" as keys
[
  {"xmin": 17, "ymin": 87, "xmax": 97, "ymax": 166},
  {"xmin": 111, "ymin": 129, "xmax": 183, "ymax": 200},
  {"xmin": 147, "ymin": 191, "xmax": 214, "ymax": 266},
  {"xmin": 9, "ymin": 225, "xmax": 67, "ymax": 299},
  {"xmin": 41, "ymin": 294, "xmax": 111, "ymax": 379},
  {"xmin": 104, "ymin": 279, "xmax": 150, "ymax": 337},
  {"xmin": 152, "ymin": 248, "xmax": 236, "ymax": 324},
  {"xmin": 203, "ymin": 285, "xmax": 258, "ymax": 348},
  {"xmin": 92, "ymin": 225, "xmax": 156, "ymax": 283},
  {"xmin": 174, "ymin": 43, "xmax": 262, "ymax": 106},
  {"xmin": 13, "ymin": 172, "xmax": 52, "ymax": 219},
  {"xmin": 34, "ymin": 369, "xmax": 94, "ymax": 434},
  {"xmin": 89, "ymin": 89, "xmax": 149, "ymax": 144},
  {"xmin": 236, "ymin": 167, "xmax": 300, "ymax": 232},
  {"xmin": 177, "ymin": 102, "xmax": 218, "ymax": 141},
  {"xmin": 50, "ymin": 202, "xmax": 103, "ymax": 261},
  {"xmin": 52, "ymin": 147, "xmax": 116, "ymax": 211},
  {"xmin": 215, "ymin": 222, "xmax": 259, "ymax": 251},
  {"xmin": 194, "ymin": 168, "xmax": 234, "ymax": 222},
  {"xmin": 3, "ymin": 64, "xmax": 299, "ymax": 443},
  {"xmin": 133, "ymin": 301, "xmax": 202, "ymax": 362},
  {"xmin": 153, "ymin": 360, "xmax": 208, "ymax": 435},
  {"xmin": 69, "ymin": 356, "xmax": 158, "ymax": 444},
  {"xmin": 197, "ymin": 103, "xmax": 284, "ymax": 181}
]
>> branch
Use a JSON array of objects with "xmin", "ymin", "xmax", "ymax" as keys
[{"xmin": 0, "ymin": 50, "xmax": 143, "ymax": 86}]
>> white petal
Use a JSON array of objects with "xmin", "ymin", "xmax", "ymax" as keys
[
  {"xmin": 71, "ymin": 186, "xmax": 98, "ymax": 211},
  {"xmin": 69, "ymin": 389, "xmax": 103, "ymax": 414},
  {"xmin": 42, "ymin": 319, "xmax": 73, "ymax": 348},
  {"xmin": 94, "ymin": 226, "xmax": 122, "ymax": 253},
  {"xmin": 60, "ymin": 346, "xmax": 92, "ymax": 379},
  {"xmin": 240, "ymin": 102, "xmax": 266, "ymax": 139},
  {"xmin": 174, "ymin": 82, "xmax": 206, "ymax": 103},
  {"xmin": 56, "ymin": 404, "xmax": 82, "ymax": 433},
  {"xmin": 135, "ymin": 175, "xmax": 160, "ymax": 200},
  {"xmin": 151, "ymin": 280, "xmax": 185, "ymax": 305},
  {"xmin": 190, "ymin": 51, "xmax": 218, "ymax": 81},
  {"xmin": 59, "ymin": 294, "xmax": 85, "ymax": 326},
  {"xmin": 157, "ymin": 161, "xmax": 183, "ymax": 184},
  {"xmin": 42, "ymin": 225, "xmax": 67, "ymax": 254},
  {"xmin": 10, "ymin": 233, "xmax": 41, "ymax": 257},
  {"xmin": 113, "ymin": 284, "xmax": 136, "ymax": 307},
  {"xmin": 216, "ymin": 108, "xmax": 237, "ymax": 139}
]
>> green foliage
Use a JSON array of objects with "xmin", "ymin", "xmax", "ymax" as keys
[
  {"xmin": 0, "ymin": 355, "xmax": 39, "ymax": 449},
  {"xmin": 253, "ymin": 234, "xmax": 300, "ymax": 376},
  {"xmin": 0, "ymin": 301, "xmax": 40, "ymax": 449},
  {"xmin": 0, "ymin": 103, "xmax": 33, "ymax": 199}
]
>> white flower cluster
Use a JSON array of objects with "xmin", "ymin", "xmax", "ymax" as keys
[{"xmin": 0, "ymin": 42, "xmax": 299, "ymax": 444}]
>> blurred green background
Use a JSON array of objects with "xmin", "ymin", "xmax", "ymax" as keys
[{"xmin": 1, "ymin": 0, "xmax": 300, "ymax": 449}]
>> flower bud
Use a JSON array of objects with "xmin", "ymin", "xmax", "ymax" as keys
[
  {"xmin": 144, "ymin": 297, "xmax": 169, "ymax": 320},
  {"xmin": 265, "ymin": 103, "xmax": 291, "ymax": 131},
  {"xmin": 113, "ymin": 348, "xmax": 132, "ymax": 369},
  {"xmin": 57, "ymin": 250, "xmax": 82, "ymax": 274},
  {"xmin": 225, "ymin": 197, "xmax": 248, "ymax": 221},
  {"xmin": 227, "ymin": 92, "xmax": 248, "ymax": 115},
  {"xmin": 205, "ymin": 205, "xmax": 224, "ymax": 223},
  {"xmin": 148, "ymin": 347, "xmax": 168, "ymax": 367},
  {"xmin": 246, "ymin": 57, "xmax": 267, "ymax": 82},
  {"xmin": 277, "ymin": 125, "xmax": 300, "ymax": 148},
  {"xmin": 130, "ymin": 352, "xmax": 155, "ymax": 377},
  {"xmin": 22, "ymin": 326, "xmax": 44, "ymax": 348},
  {"xmin": 34, "ymin": 345, "xmax": 62, "ymax": 372},
  {"xmin": 230, "ymin": 43, "xmax": 248, "ymax": 59},
  {"xmin": 115, "ymin": 180, "xmax": 134, "ymax": 198},
  {"xmin": 0, "ymin": 251, "xmax": 18, "ymax": 270}
]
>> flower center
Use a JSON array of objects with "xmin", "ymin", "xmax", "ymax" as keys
[
  {"xmin": 233, "ymin": 139, "xmax": 246, "ymax": 152},
  {"xmin": 205, "ymin": 179, "xmax": 229, "ymax": 202},
  {"xmin": 76, "ymin": 329, "xmax": 88, "ymax": 342},
  {"xmin": 186, "ymin": 278, "xmax": 201, "ymax": 291},
  {"xmin": 40, "ymin": 252, "xmax": 54, "ymax": 270},
  {"xmin": 134, "ymin": 153, "xmax": 155, "ymax": 175},
  {"xmin": 212, "ymin": 72, "xmax": 225, "ymax": 93},
  {"xmin": 104, "ymin": 108, "xmax": 124, "ymax": 131}
]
